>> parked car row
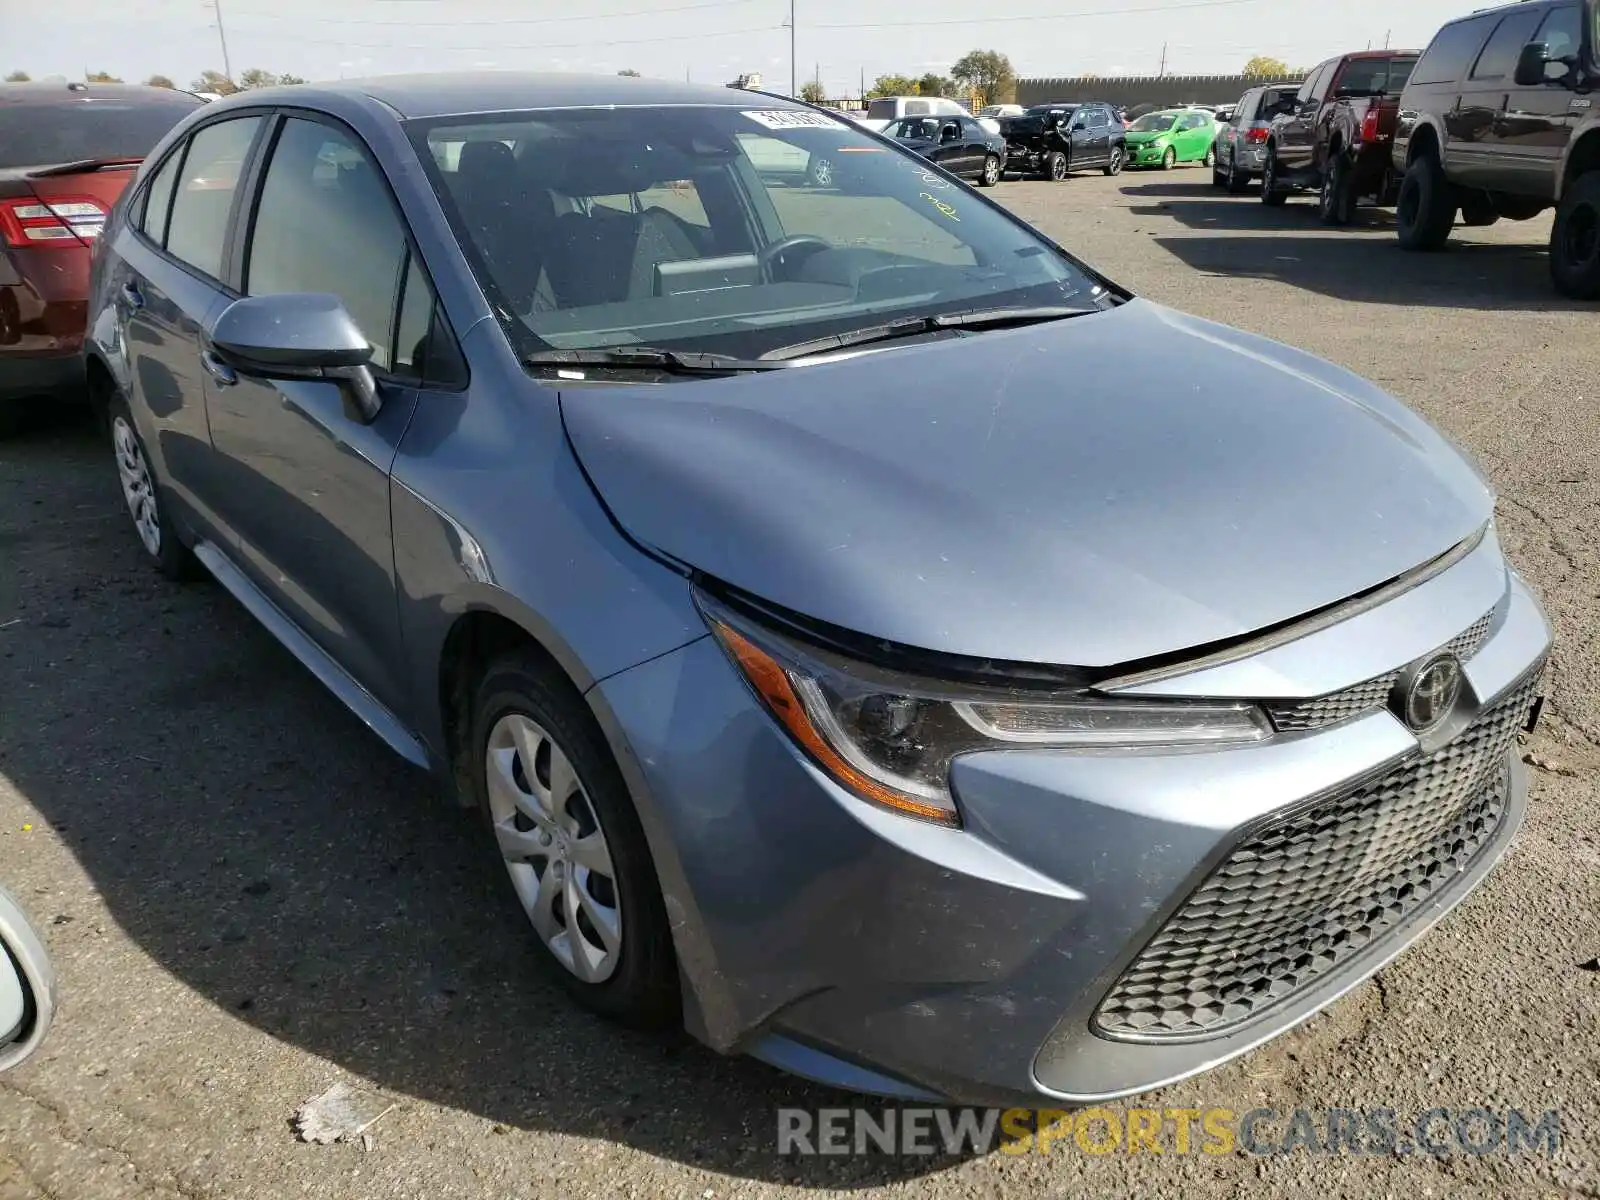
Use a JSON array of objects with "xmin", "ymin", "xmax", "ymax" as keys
[
  {"xmin": 998, "ymin": 102, "xmax": 1220, "ymax": 180},
  {"xmin": 1212, "ymin": 0, "xmax": 1600, "ymax": 298}
]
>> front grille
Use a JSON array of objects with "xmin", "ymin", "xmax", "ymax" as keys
[
  {"xmin": 1267, "ymin": 609, "xmax": 1496, "ymax": 732},
  {"xmin": 1093, "ymin": 668, "xmax": 1540, "ymax": 1041}
]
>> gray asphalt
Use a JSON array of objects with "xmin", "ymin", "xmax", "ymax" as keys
[{"xmin": 1, "ymin": 169, "xmax": 1596, "ymax": 1199}]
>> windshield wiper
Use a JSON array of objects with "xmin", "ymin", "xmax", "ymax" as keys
[
  {"xmin": 523, "ymin": 347, "xmax": 787, "ymax": 376},
  {"xmin": 759, "ymin": 304, "xmax": 1095, "ymax": 362}
]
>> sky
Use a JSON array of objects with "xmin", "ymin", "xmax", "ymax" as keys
[{"xmin": 4, "ymin": 0, "xmax": 1482, "ymax": 100}]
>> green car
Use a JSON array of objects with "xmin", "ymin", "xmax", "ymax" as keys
[{"xmin": 1124, "ymin": 109, "xmax": 1218, "ymax": 170}]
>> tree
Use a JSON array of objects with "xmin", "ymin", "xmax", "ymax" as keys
[
  {"xmin": 866, "ymin": 73, "xmax": 919, "ymax": 99},
  {"xmin": 144, "ymin": 74, "xmax": 175, "ymax": 89},
  {"xmin": 278, "ymin": 72, "xmax": 305, "ymax": 85},
  {"xmin": 4, "ymin": 71, "xmax": 29, "ymax": 83},
  {"xmin": 85, "ymin": 71, "xmax": 123, "ymax": 83},
  {"xmin": 950, "ymin": 50, "xmax": 1015, "ymax": 107},
  {"xmin": 916, "ymin": 72, "xmax": 955, "ymax": 98},
  {"xmin": 1243, "ymin": 55, "xmax": 1290, "ymax": 77},
  {"xmin": 799, "ymin": 80, "xmax": 826, "ymax": 103},
  {"xmin": 237, "ymin": 68, "xmax": 283, "ymax": 90},
  {"xmin": 617, "ymin": 68, "xmax": 641, "ymax": 77},
  {"xmin": 190, "ymin": 70, "xmax": 238, "ymax": 95}
]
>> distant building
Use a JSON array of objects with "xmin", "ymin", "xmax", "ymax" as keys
[{"xmin": 727, "ymin": 72, "xmax": 762, "ymax": 90}]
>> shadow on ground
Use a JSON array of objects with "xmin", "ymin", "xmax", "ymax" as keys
[
  {"xmin": 1114, "ymin": 179, "xmax": 1572, "ymax": 311},
  {"xmin": 0, "ymin": 417, "xmax": 966, "ymax": 1189}
]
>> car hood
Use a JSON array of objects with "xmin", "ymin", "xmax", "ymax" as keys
[
  {"xmin": 1124, "ymin": 130, "xmax": 1171, "ymax": 143},
  {"xmin": 560, "ymin": 300, "xmax": 1491, "ymax": 669}
]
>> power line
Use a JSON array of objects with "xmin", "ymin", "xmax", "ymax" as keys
[{"xmin": 226, "ymin": 0, "xmax": 766, "ymax": 28}]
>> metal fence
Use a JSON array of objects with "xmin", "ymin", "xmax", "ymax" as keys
[{"xmin": 1016, "ymin": 73, "xmax": 1302, "ymax": 110}]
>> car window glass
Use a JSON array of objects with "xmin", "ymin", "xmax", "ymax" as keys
[
  {"xmin": 1296, "ymin": 64, "xmax": 1326, "ymax": 103},
  {"xmin": 245, "ymin": 117, "xmax": 407, "ymax": 371},
  {"xmin": 1412, "ymin": 16, "xmax": 1498, "ymax": 85},
  {"xmin": 1472, "ymin": 10, "xmax": 1546, "ymax": 79},
  {"xmin": 137, "ymin": 148, "xmax": 182, "ymax": 245},
  {"xmin": 904, "ymin": 100, "xmax": 930, "ymax": 116},
  {"xmin": 1090, "ymin": 110, "xmax": 1109, "ymax": 128},
  {"xmin": 1309, "ymin": 64, "xmax": 1335, "ymax": 101},
  {"xmin": 1537, "ymin": 5, "xmax": 1583, "ymax": 60},
  {"xmin": 164, "ymin": 116, "xmax": 260, "ymax": 280},
  {"xmin": 1337, "ymin": 57, "xmax": 1417, "ymax": 94},
  {"xmin": 1237, "ymin": 92, "xmax": 1257, "ymax": 122},
  {"xmin": 0, "ymin": 93, "xmax": 201, "ymax": 170}
]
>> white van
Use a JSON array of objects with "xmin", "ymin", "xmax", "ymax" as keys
[{"xmin": 859, "ymin": 95, "xmax": 967, "ymax": 133}]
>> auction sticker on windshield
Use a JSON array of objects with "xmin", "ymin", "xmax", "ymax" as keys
[{"xmin": 742, "ymin": 110, "xmax": 844, "ymax": 130}]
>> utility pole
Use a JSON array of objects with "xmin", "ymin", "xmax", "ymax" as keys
[
  {"xmin": 1158, "ymin": 42, "xmax": 1167, "ymax": 77},
  {"xmin": 860, "ymin": 66, "xmax": 865, "ymax": 100},
  {"xmin": 789, "ymin": 0, "xmax": 797, "ymax": 96},
  {"xmin": 1384, "ymin": 29, "xmax": 1391, "ymax": 49},
  {"xmin": 212, "ymin": 0, "xmax": 234, "ymax": 84}
]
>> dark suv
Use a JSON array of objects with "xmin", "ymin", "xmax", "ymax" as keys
[
  {"xmin": 1261, "ymin": 52, "xmax": 1419, "ymax": 222},
  {"xmin": 999, "ymin": 102, "xmax": 1127, "ymax": 180},
  {"xmin": 1392, "ymin": 0, "xmax": 1600, "ymax": 297}
]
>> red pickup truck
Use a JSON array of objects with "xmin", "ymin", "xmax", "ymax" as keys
[{"xmin": 1260, "ymin": 51, "xmax": 1420, "ymax": 224}]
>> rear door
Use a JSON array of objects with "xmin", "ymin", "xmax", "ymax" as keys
[
  {"xmin": 110, "ymin": 114, "xmax": 265, "ymax": 543},
  {"xmin": 1461, "ymin": 4, "xmax": 1549, "ymax": 189},
  {"xmin": 1497, "ymin": 2, "xmax": 1586, "ymax": 198},
  {"xmin": 1083, "ymin": 107, "xmax": 1112, "ymax": 166},
  {"xmin": 202, "ymin": 113, "xmax": 427, "ymax": 715}
]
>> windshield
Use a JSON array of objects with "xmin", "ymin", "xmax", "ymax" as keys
[
  {"xmin": 1336, "ymin": 57, "xmax": 1416, "ymax": 95},
  {"xmin": 1127, "ymin": 112, "xmax": 1177, "ymax": 133},
  {"xmin": 413, "ymin": 105, "xmax": 1101, "ymax": 362},
  {"xmin": 0, "ymin": 95, "xmax": 202, "ymax": 170}
]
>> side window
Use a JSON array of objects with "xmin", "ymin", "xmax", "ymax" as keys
[
  {"xmin": 137, "ymin": 148, "xmax": 182, "ymax": 246},
  {"xmin": 1537, "ymin": 5, "xmax": 1583, "ymax": 61},
  {"xmin": 245, "ymin": 118, "xmax": 408, "ymax": 372},
  {"xmin": 1090, "ymin": 109, "xmax": 1109, "ymax": 129},
  {"xmin": 1309, "ymin": 63, "xmax": 1336, "ymax": 102},
  {"xmin": 1471, "ymin": 9, "xmax": 1546, "ymax": 79},
  {"xmin": 393, "ymin": 249, "xmax": 466, "ymax": 387},
  {"xmin": 1412, "ymin": 16, "xmax": 1498, "ymax": 85},
  {"xmin": 1296, "ymin": 64, "xmax": 1326, "ymax": 104},
  {"xmin": 164, "ymin": 116, "xmax": 261, "ymax": 280},
  {"xmin": 904, "ymin": 100, "xmax": 930, "ymax": 116}
]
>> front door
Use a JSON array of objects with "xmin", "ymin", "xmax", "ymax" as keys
[
  {"xmin": 1496, "ymin": 3, "xmax": 1587, "ymax": 198},
  {"xmin": 202, "ymin": 114, "xmax": 423, "ymax": 716},
  {"xmin": 1278, "ymin": 62, "xmax": 1332, "ymax": 172}
]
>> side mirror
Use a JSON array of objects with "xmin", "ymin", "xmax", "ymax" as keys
[
  {"xmin": 209, "ymin": 293, "xmax": 381, "ymax": 423},
  {"xmin": 0, "ymin": 886, "xmax": 55, "ymax": 1073},
  {"xmin": 1514, "ymin": 41, "xmax": 1568, "ymax": 86}
]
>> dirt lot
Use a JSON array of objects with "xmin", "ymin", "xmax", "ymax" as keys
[{"xmin": 2, "ymin": 170, "xmax": 1597, "ymax": 1199}]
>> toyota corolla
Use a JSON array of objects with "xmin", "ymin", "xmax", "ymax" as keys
[{"xmin": 83, "ymin": 74, "xmax": 1550, "ymax": 1105}]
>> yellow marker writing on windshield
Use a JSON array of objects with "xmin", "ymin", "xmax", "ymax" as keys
[{"xmin": 919, "ymin": 192, "xmax": 960, "ymax": 221}]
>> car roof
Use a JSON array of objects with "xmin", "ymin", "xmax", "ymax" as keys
[
  {"xmin": 0, "ymin": 81, "xmax": 203, "ymax": 107},
  {"xmin": 228, "ymin": 72, "xmax": 807, "ymax": 121}
]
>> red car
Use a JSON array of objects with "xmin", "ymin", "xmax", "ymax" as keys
[{"xmin": 1, "ymin": 82, "xmax": 202, "ymax": 425}]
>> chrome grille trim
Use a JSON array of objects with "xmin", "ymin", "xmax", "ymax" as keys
[
  {"xmin": 1093, "ymin": 666, "xmax": 1540, "ymax": 1042},
  {"xmin": 1266, "ymin": 608, "xmax": 1496, "ymax": 732}
]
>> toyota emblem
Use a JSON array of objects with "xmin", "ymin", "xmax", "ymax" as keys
[{"xmin": 1400, "ymin": 653, "xmax": 1464, "ymax": 733}]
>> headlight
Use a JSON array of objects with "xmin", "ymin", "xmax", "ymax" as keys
[{"xmin": 699, "ymin": 592, "xmax": 1271, "ymax": 827}]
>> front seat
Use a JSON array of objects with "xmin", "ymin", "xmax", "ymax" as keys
[{"xmin": 453, "ymin": 141, "xmax": 557, "ymax": 311}]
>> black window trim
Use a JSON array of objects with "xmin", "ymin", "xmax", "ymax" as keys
[
  {"xmin": 126, "ymin": 108, "xmax": 274, "ymax": 297},
  {"xmin": 1469, "ymin": 6, "xmax": 1550, "ymax": 81},
  {"xmin": 232, "ymin": 106, "xmax": 468, "ymax": 392},
  {"xmin": 1413, "ymin": 13, "xmax": 1502, "ymax": 86}
]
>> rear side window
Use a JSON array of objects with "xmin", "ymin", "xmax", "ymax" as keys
[
  {"xmin": 904, "ymin": 100, "xmax": 930, "ymax": 116},
  {"xmin": 1536, "ymin": 4, "xmax": 1583, "ymax": 60},
  {"xmin": 245, "ymin": 117, "xmax": 408, "ymax": 371},
  {"xmin": 1089, "ymin": 109, "xmax": 1109, "ymax": 128},
  {"xmin": 164, "ymin": 116, "xmax": 261, "ymax": 280},
  {"xmin": 0, "ymin": 94, "xmax": 201, "ymax": 170},
  {"xmin": 137, "ymin": 150, "xmax": 182, "ymax": 245},
  {"xmin": 1471, "ymin": 9, "xmax": 1547, "ymax": 80},
  {"xmin": 1412, "ymin": 15, "xmax": 1498, "ymax": 85}
]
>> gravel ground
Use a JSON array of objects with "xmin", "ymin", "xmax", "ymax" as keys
[{"xmin": 1, "ymin": 169, "xmax": 1596, "ymax": 1199}]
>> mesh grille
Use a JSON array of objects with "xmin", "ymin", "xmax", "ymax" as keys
[
  {"xmin": 1267, "ymin": 610, "xmax": 1496, "ymax": 732},
  {"xmin": 1093, "ymin": 668, "xmax": 1540, "ymax": 1041}
]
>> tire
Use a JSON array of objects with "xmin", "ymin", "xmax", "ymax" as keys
[
  {"xmin": 1161, "ymin": 146, "xmax": 1177, "ymax": 171},
  {"xmin": 977, "ymin": 154, "xmax": 1001, "ymax": 187},
  {"xmin": 1459, "ymin": 190, "xmax": 1500, "ymax": 227},
  {"xmin": 1550, "ymin": 170, "xmax": 1600, "ymax": 300},
  {"xmin": 468, "ymin": 649, "xmax": 680, "ymax": 1029},
  {"xmin": 1260, "ymin": 149, "xmax": 1288, "ymax": 206},
  {"xmin": 807, "ymin": 156, "xmax": 834, "ymax": 187},
  {"xmin": 1318, "ymin": 154, "xmax": 1355, "ymax": 226},
  {"xmin": 1045, "ymin": 151, "xmax": 1068, "ymax": 181},
  {"xmin": 1204, "ymin": 145, "xmax": 1216, "ymax": 169},
  {"xmin": 1395, "ymin": 153, "xmax": 1456, "ymax": 251},
  {"xmin": 1103, "ymin": 146, "xmax": 1124, "ymax": 176},
  {"xmin": 108, "ymin": 393, "xmax": 201, "ymax": 581},
  {"xmin": 1225, "ymin": 153, "xmax": 1252, "ymax": 195}
]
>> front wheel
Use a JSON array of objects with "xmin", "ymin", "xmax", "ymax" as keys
[
  {"xmin": 978, "ymin": 154, "xmax": 1001, "ymax": 187},
  {"xmin": 807, "ymin": 156, "xmax": 835, "ymax": 187},
  {"xmin": 1395, "ymin": 154, "xmax": 1456, "ymax": 251},
  {"xmin": 1550, "ymin": 170, "xmax": 1600, "ymax": 300},
  {"xmin": 1045, "ymin": 151, "xmax": 1069, "ymax": 181},
  {"xmin": 109, "ymin": 394, "xmax": 201, "ymax": 581},
  {"xmin": 469, "ymin": 650, "xmax": 680, "ymax": 1028},
  {"xmin": 1103, "ymin": 146, "xmax": 1124, "ymax": 176},
  {"xmin": 1161, "ymin": 146, "xmax": 1176, "ymax": 171},
  {"xmin": 1260, "ymin": 150, "xmax": 1288, "ymax": 206}
]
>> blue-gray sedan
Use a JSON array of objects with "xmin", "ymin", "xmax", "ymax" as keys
[{"xmin": 84, "ymin": 73, "xmax": 1551, "ymax": 1106}]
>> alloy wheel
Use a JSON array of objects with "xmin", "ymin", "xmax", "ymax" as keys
[
  {"xmin": 1162, "ymin": 147, "xmax": 1176, "ymax": 170},
  {"xmin": 1204, "ymin": 146, "xmax": 1215, "ymax": 168},
  {"xmin": 486, "ymin": 713, "xmax": 623, "ymax": 983},
  {"xmin": 112, "ymin": 415, "xmax": 162, "ymax": 558},
  {"xmin": 982, "ymin": 155, "xmax": 1000, "ymax": 186},
  {"xmin": 1107, "ymin": 148, "xmax": 1123, "ymax": 176},
  {"xmin": 1051, "ymin": 154, "xmax": 1068, "ymax": 181}
]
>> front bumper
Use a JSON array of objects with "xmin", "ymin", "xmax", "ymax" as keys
[
  {"xmin": 1125, "ymin": 141, "xmax": 1169, "ymax": 167},
  {"xmin": 594, "ymin": 549, "xmax": 1551, "ymax": 1106}
]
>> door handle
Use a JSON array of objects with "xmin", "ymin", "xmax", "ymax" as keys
[
  {"xmin": 118, "ymin": 282, "xmax": 144, "ymax": 311},
  {"xmin": 200, "ymin": 349, "xmax": 237, "ymax": 387}
]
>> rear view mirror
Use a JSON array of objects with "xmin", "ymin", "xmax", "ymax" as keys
[
  {"xmin": 0, "ymin": 886, "xmax": 55, "ymax": 1072},
  {"xmin": 209, "ymin": 293, "xmax": 382, "ymax": 423}
]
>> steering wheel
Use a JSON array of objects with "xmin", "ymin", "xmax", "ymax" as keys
[{"xmin": 758, "ymin": 235, "xmax": 831, "ymax": 283}]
